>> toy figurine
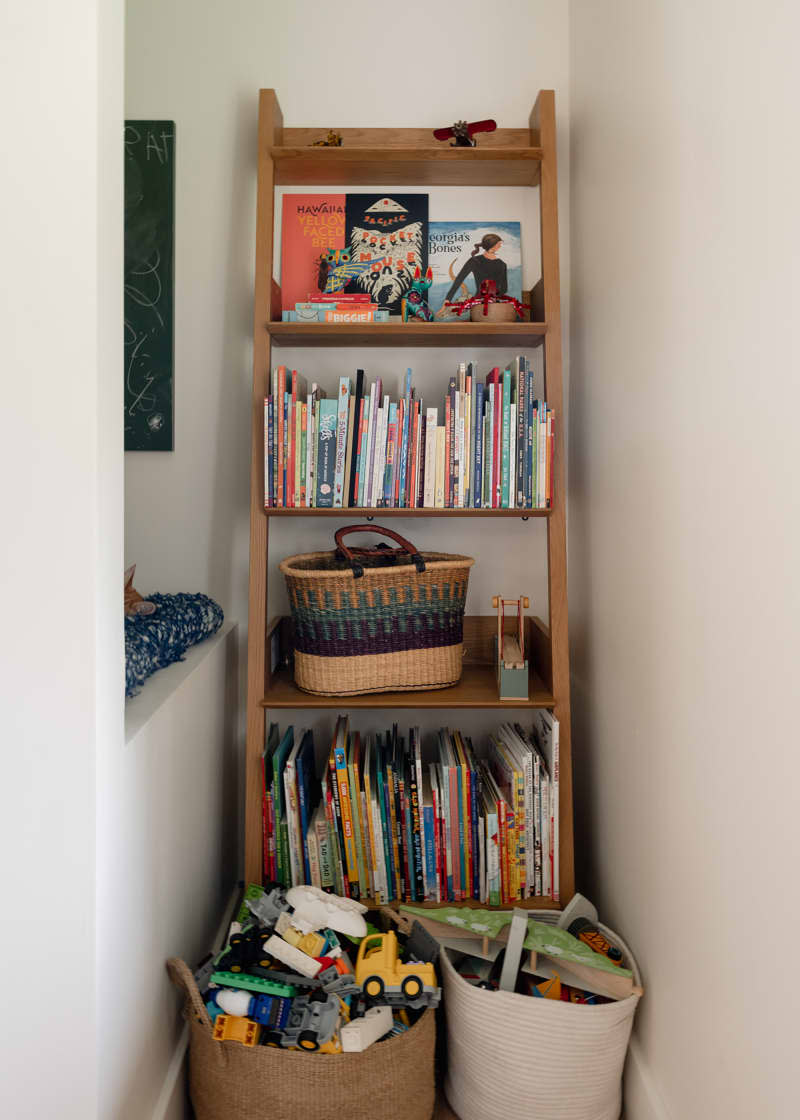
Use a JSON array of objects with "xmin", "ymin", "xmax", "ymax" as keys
[
  {"xmin": 312, "ymin": 131, "xmax": 343, "ymax": 147},
  {"xmin": 446, "ymin": 278, "xmax": 531, "ymax": 322},
  {"xmin": 492, "ymin": 595, "xmax": 530, "ymax": 701},
  {"xmin": 401, "ymin": 266, "xmax": 434, "ymax": 322},
  {"xmin": 354, "ymin": 931, "xmax": 440, "ymax": 1009},
  {"xmin": 433, "ymin": 119, "xmax": 497, "ymax": 147}
]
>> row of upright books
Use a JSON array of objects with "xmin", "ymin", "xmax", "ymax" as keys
[
  {"xmin": 264, "ymin": 359, "xmax": 554, "ymax": 509},
  {"xmin": 262, "ymin": 714, "xmax": 560, "ymax": 905}
]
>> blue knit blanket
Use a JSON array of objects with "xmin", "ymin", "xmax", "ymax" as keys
[{"xmin": 125, "ymin": 592, "xmax": 224, "ymax": 698}]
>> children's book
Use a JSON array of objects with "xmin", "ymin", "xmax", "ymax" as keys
[
  {"xmin": 315, "ymin": 398, "xmax": 338, "ymax": 507},
  {"xmin": 272, "ymin": 726, "xmax": 294, "ymax": 887},
  {"xmin": 281, "ymin": 193, "xmax": 428, "ymax": 316},
  {"xmin": 428, "ymin": 221, "xmax": 522, "ymax": 315}
]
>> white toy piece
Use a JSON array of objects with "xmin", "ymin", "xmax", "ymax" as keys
[
  {"xmin": 340, "ymin": 1005, "xmax": 393, "ymax": 1053},
  {"xmin": 556, "ymin": 892, "xmax": 599, "ymax": 931},
  {"xmin": 285, "ymin": 885, "xmax": 368, "ymax": 938},
  {"xmin": 215, "ymin": 989, "xmax": 252, "ymax": 1017},
  {"xmin": 264, "ymin": 933, "xmax": 322, "ymax": 978},
  {"xmin": 498, "ymin": 909, "xmax": 529, "ymax": 993}
]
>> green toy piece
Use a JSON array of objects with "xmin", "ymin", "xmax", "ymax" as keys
[{"xmin": 210, "ymin": 970, "xmax": 297, "ymax": 997}]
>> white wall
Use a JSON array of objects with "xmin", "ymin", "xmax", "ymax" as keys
[
  {"xmin": 569, "ymin": 3, "xmax": 800, "ymax": 1118},
  {"xmin": 0, "ymin": 1, "xmax": 124, "ymax": 1117},
  {"xmin": 100, "ymin": 624, "xmax": 239, "ymax": 1120},
  {"xmin": 123, "ymin": 0, "xmax": 570, "ymax": 682}
]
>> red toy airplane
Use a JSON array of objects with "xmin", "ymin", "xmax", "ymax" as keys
[{"xmin": 433, "ymin": 119, "xmax": 497, "ymax": 147}]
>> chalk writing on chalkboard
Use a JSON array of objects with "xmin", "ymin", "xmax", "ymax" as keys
[{"xmin": 124, "ymin": 121, "xmax": 175, "ymax": 451}]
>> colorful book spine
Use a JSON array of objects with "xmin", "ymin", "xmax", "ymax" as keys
[
  {"xmin": 333, "ymin": 740, "xmax": 360, "ymax": 899},
  {"xmin": 501, "ymin": 368, "xmax": 511, "ymax": 508},
  {"xmin": 264, "ymin": 398, "xmax": 272, "ymax": 508},
  {"xmin": 474, "ymin": 382, "xmax": 484, "ymax": 509},
  {"xmin": 316, "ymin": 398, "xmax": 338, "ymax": 507},
  {"xmin": 384, "ymin": 402, "xmax": 398, "ymax": 507},
  {"xmin": 333, "ymin": 377, "xmax": 350, "ymax": 507},
  {"xmin": 276, "ymin": 367, "xmax": 286, "ymax": 506}
]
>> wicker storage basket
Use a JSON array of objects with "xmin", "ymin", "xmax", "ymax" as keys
[
  {"xmin": 279, "ymin": 524, "xmax": 474, "ymax": 696},
  {"xmin": 167, "ymin": 958, "xmax": 436, "ymax": 1120},
  {"xmin": 441, "ymin": 926, "xmax": 641, "ymax": 1120}
]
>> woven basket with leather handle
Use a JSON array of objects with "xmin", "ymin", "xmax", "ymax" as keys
[
  {"xmin": 279, "ymin": 524, "xmax": 474, "ymax": 696},
  {"xmin": 167, "ymin": 958, "xmax": 436, "ymax": 1120}
]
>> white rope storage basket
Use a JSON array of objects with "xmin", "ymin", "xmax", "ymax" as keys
[{"xmin": 442, "ymin": 925, "xmax": 641, "ymax": 1120}]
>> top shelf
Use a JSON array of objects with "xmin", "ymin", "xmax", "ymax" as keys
[{"xmin": 271, "ymin": 146, "xmax": 544, "ymax": 187}]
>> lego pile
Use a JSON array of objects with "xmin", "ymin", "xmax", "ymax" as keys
[{"xmin": 195, "ymin": 883, "xmax": 440, "ymax": 1053}]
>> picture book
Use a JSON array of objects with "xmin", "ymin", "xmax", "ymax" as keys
[
  {"xmin": 428, "ymin": 221, "xmax": 522, "ymax": 315},
  {"xmin": 281, "ymin": 193, "xmax": 429, "ymax": 317}
]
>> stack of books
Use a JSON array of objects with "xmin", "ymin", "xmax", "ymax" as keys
[
  {"xmin": 262, "ymin": 716, "xmax": 560, "ymax": 905},
  {"xmin": 281, "ymin": 293, "xmax": 390, "ymax": 323},
  {"xmin": 264, "ymin": 360, "xmax": 554, "ymax": 510}
]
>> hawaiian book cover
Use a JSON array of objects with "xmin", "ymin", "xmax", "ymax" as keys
[
  {"xmin": 428, "ymin": 221, "xmax": 522, "ymax": 316},
  {"xmin": 281, "ymin": 193, "xmax": 428, "ymax": 316}
]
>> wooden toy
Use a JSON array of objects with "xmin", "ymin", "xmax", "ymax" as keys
[
  {"xmin": 401, "ymin": 266, "xmax": 434, "ymax": 322},
  {"xmin": 433, "ymin": 119, "xmax": 497, "ymax": 147},
  {"xmin": 492, "ymin": 595, "xmax": 530, "ymax": 700}
]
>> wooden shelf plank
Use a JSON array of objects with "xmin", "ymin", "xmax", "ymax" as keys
[
  {"xmin": 261, "ymin": 662, "xmax": 555, "ymax": 710},
  {"xmin": 362, "ymin": 896, "xmax": 560, "ymax": 913},
  {"xmin": 271, "ymin": 146, "xmax": 543, "ymax": 187},
  {"xmin": 266, "ymin": 320, "xmax": 547, "ymax": 348},
  {"xmin": 264, "ymin": 507, "xmax": 549, "ymax": 518}
]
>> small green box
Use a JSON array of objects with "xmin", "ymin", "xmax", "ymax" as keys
[{"xmin": 494, "ymin": 635, "xmax": 529, "ymax": 701}]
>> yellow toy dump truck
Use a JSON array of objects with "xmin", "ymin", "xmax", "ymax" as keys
[{"xmin": 354, "ymin": 931, "xmax": 440, "ymax": 1009}]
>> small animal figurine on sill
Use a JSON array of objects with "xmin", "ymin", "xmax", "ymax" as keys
[
  {"xmin": 401, "ymin": 266, "xmax": 434, "ymax": 322},
  {"xmin": 433, "ymin": 118, "xmax": 497, "ymax": 147},
  {"xmin": 124, "ymin": 564, "xmax": 156, "ymax": 617},
  {"xmin": 312, "ymin": 130, "xmax": 343, "ymax": 147}
]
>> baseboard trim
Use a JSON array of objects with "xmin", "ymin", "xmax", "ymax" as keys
[
  {"xmin": 152, "ymin": 884, "xmax": 241, "ymax": 1120},
  {"xmin": 624, "ymin": 1038, "xmax": 672, "ymax": 1120}
]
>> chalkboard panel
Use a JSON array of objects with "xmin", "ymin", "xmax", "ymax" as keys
[{"xmin": 124, "ymin": 121, "xmax": 175, "ymax": 451}]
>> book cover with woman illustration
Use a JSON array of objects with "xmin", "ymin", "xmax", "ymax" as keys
[{"xmin": 428, "ymin": 221, "xmax": 522, "ymax": 316}]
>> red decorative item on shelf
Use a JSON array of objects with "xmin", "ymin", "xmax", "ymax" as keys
[
  {"xmin": 444, "ymin": 279, "xmax": 531, "ymax": 321},
  {"xmin": 433, "ymin": 119, "xmax": 497, "ymax": 147}
]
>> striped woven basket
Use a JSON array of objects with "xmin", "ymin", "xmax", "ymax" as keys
[{"xmin": 279, "ymin": 524, "xmax": 474, "ymax": 696}]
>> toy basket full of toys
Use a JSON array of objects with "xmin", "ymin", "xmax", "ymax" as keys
[{"xmin": 167, "ymin": 884, "xmax": 438, "ymax": 1120}]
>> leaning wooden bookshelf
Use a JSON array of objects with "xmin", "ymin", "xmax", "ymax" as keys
[{"xmin": 245, "ymin": 89, "xmax": 573, "ymax": 910}]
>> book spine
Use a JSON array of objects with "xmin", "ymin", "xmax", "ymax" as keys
[
  {"xmin": 365, "ymin": 379, "xmax": 382, "ymax": 506},
  {"xmin": 283, "ymin": 759, "xmax": 301, "ymax": 887},
  {"xmin": 501, "ymin": 370, "xmax": 511, "ymax": 508},
  {"xmin": 497, "ymin": 797, "xmax": 509, "ymax": 904},
  {"xmin": 448, "ymin": 764, "xmax": 461, "ymax": 901},
  {"xmin": 328, "ymin": 751, "xmax": 349, "ymax": 897},
  {"xmin": 453, "ymin": 388, "xmax": 461, "ymax": 508},
  {"xmin": 276, "ymin": 367, "xmax": 286, "ymax": 506},
  {"xmin": 371, "ymin": 398, "xmax": 387, "ymax": 508},
  {"xmin": 509, "ymin": 400, "xmax": 516, "ymax": 510},
  {"xmin": 316, "ymin": 400, "xmax": 337, "ymax": 507},
  {"xmin": 376, "ymin": 764, "xmax": 395, "ymax": 901},
  {"xmin": 547, "ymin": 410, "xmax": 554, "ymax": 507},
  {"xmin": 347, "ymin": 370, "xmax": 363, "ymax": 507},
  {"xmin": 474, "ymin": 383, "xmax": 483, "ymax": 509},
  {"xmin": 443, "ymin": 391, "xmax": 452, "ymax": 508},
  {"xmin": 410, "ymin": 401, "xmax": 421, "ymax": 508},
  {"xmin": 307, "ymin": 823, "xmax": 321, "ymax": 888},
  {"xmin": 349, "ymin": 754, "xmax": 369, "ymax": 899},
  {"xmin": 334, "ymin": 744, "xmax": 360, "ymax": 899},
  {"xmin": 423, "ymin": 804, "xmax": 436, "ymax": 902},
  {"xmin": 516, "ymin": 358, "xmax": 526, "ymax": 507},
  {"xmin": 409, "ymin": 764, "xmax": 424, "ymax": 900},
  {"xmin": 384, "ymin": 402, "xmax": 398, "ymax": 507},
  {"xmin": 299, "ymin": 402, "xmax": 308, "ymax": 507},
  {"xmin": 417, "ymin": 413, "xmax": 426, "ymax": 508},
  {"xmin": 294, "ymin": 379, "xmax": 303, "ymax": 507},
  {"xmin": 305, "ymin": 393, "xmax": 314, "ymax": 507},
  {"xmin": 487, "ymin": 809, "xmax": 500, "ymax": 906},
  {"xmin": 463, "ymin": 374, "xmax": 471, "ymax": 507},
  {"xmin": 333, "ymin": 377, "xmax": 350, "ymax": 507},
  {"xmin": 352, "ymin": 398, "xmax": 365, "ymax": 508},
  {"xmin": 537, "ymin": 400, "xmax": 546, "ymax": 509},
  {"xmin": 447, "ymin": 378, "xmax": 456, "ymax": 508},
  {"xmin": 469, "ymin": 767, "xmax": 480, "ymax": 899},
  {"xmin": 424, "ymin": 410, "xmax": 437, "ymax": 507},
  {"xmin": 386, "ymin": 760, "xmax": 402, "ymax": 900},
  {"xmin": 264, "ymin": 398, "xmax": 272, "ymax": 508}
]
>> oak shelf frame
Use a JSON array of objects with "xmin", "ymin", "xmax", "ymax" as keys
[
  {"xmin": 264, "ymin": 507, "xmax": 551, "ymax": 519},
  {"xmin": 267, "ymin": 320, "xmax": 548, "ymax": 348},
  {"xmin": 245, "ymin": 92, "xmax": 574, "ymax": 909}
]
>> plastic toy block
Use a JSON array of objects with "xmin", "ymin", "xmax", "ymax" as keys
[
  {"xmin": 246, "ymin": 886, "xmax": 290, "ymax": 929},
  {"xmin": 212, "ymin": 1014, "xmax": 260, "ymax": 1047},
  {"xmin": 264, "ymin": 934, "xmax": 322, "ymax": 978},
  {"xmin": 286, "ymin": 885, "xmax": 368, "ymax": 938},
  {"xmin": 341, "ymin": 1005, "xmax": 393, "ymax": 1052},
  {"xmin": 282, "ymin": 926, "xmax": 326, "ymax": 958},
  {"xmin": 210, "ymin": 970, "xmax": 296, "ymax": 997}
]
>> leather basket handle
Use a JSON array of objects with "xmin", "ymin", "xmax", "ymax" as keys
[{"xmin": 333, "ymin": 523, "xmax": 426, "ymax": 579}]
